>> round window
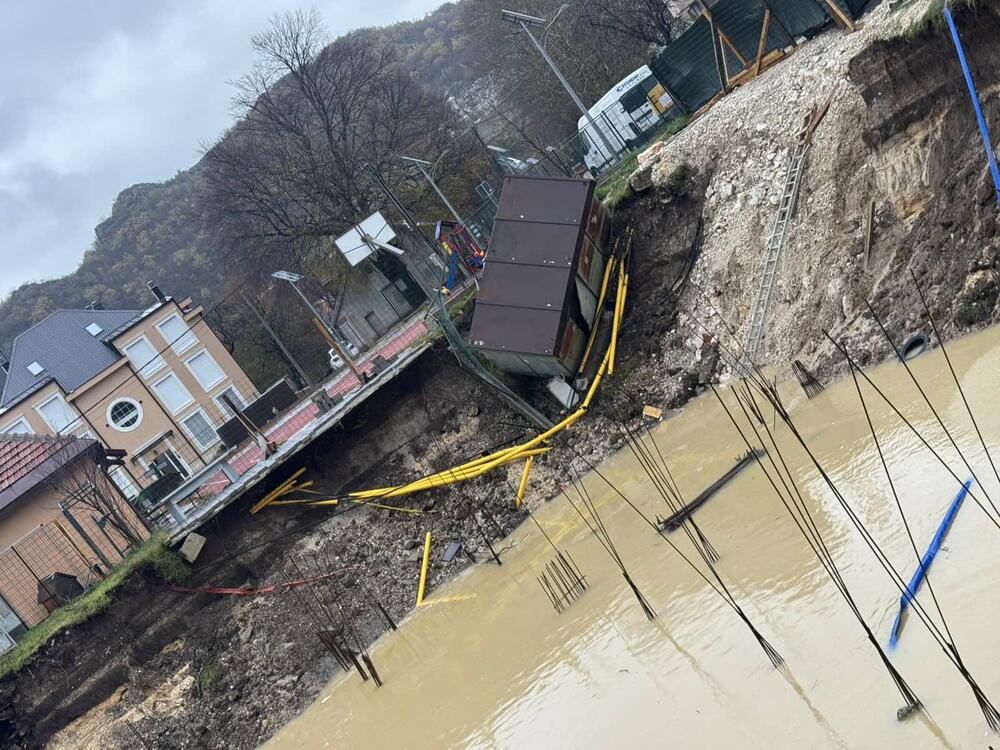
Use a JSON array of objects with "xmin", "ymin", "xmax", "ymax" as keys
[{"xmin": 108, "ymin": 399, "xmax": 143, "ymax": 432}]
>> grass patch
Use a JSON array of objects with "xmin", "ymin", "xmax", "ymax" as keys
[
  {"xmin": 198, "ymin": 661, "xmax": 221, "ymax": 695},
  {"xmin": 0, "ymin": 532, "xmax": 187, "ymax": 677},
  {"xmin": 954, "ymin": 300, "xmax": 990, "ymax": 327},
  {"xmin": 904, "ymin": 0, "xmax": 979, "ymax": 39},
  {"xmin": 596, "ymin": 116, "xmax": 691, "ymax": 210}
]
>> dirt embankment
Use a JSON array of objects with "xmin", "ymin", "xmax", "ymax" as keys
[
  {"xmin": 0, "ymin": 351, "xmax": 532, "ymax": 749},
  {"xmin": 634, "ymin": 0, "xmax": 1000, "ymax": 380}
]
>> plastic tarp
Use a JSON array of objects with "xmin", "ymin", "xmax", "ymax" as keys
[
  {"xmin": 650, "ymin": 0, "xmax": 876, "ymax": 113},
  {"xmin": 714, "ymin": 0, "xmax": 791, "ymax": 73},
  {"xmin": 650, "ymin": 16, "xmax": 723, "ymax": 114},
  {"xmin": 768, "ymin": 0, "xmax": 832, "ymax": 41}
]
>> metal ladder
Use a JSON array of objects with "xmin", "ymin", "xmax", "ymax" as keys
[{"xmin": 739, "ymin": 141, "xmax": 810, "ymax": 375}]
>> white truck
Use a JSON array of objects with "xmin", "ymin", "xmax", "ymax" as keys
[{"xmin": 577, "ymin": 65, "xmax": 674, "ymax": 172}]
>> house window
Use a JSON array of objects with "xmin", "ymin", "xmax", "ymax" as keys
[
  {"xmin": 107, "ymin": 398, "xmax": 143, "ymax": 432},
  {"xmin": 184, "ymin": 350, "xmax": 225, "ymax": 391},
  {"xmin": 36, "ymin": 394, "xmax": 76, "ymax": 433},
  {"xmin": 214, "ymin": 386, "xmax": 246, "ymax": 419},
  {"xmin": 1, "ymin": 417, "xmax": 32, "ymax": 435},
  {"xmin": 0, "ymin": 595, "xmax": 23, "ymax": 652},
  {"xmin": 123, "ymin": 336, "xmax": 165, "ymax": 377},
  {"xmin": 182, "ymin": 410, "xmax": 219, "ymax": 450},
  {"xmin": 156, "ymin": 313, "xmax": 197, "ymax": 354},
  {"xmin": 146, "ymin": 445, "xmax": 189, "ymax": 481},
  {"xmin": 151, "ymin": 373, "xmax": 194, "ymax": 414},
  {"xmin": 85, "ymin": 322, "xmax": 103, "ymax": 336},
  {"xmin": 26, "ymin": 361, "xmax": 44, "ymax": 376}
]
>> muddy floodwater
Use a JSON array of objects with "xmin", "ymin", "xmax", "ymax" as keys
[{"xmin": 265, "ymin": 326, "xmax": 1000, "ymax": 750}]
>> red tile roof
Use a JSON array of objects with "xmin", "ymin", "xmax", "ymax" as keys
[{"xmin": 0, "ymin": 434, "xmax": 94, "ymax": 498}]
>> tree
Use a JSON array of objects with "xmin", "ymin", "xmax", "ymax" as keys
[
  {"xmin": 201, "ymin": 9, "xmax": 488, "ymax": 285},
  {"xmin": 459, "ymin": 0, "xmax": 649, "ymax": 154},
  {"xmin": 45, "ymin": 450, "xmax": 146, "ymax": 550},
  {"xmin": 581, "ymin": 0, "xmax": 681, "ymax": 48}
]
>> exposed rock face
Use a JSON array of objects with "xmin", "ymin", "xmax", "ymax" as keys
[{"xmin": 631, "ymin": 0, "xmax": 1000, "ymax": 379}]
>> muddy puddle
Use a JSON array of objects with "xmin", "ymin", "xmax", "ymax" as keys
[{"xmin": 265, "ymin": 326, "xmax": 1000, "ymax": 749}]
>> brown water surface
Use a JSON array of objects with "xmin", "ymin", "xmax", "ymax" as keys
[{"xmin": 266, "ymin": 326, "xmax": 1000, "ymax": 749}]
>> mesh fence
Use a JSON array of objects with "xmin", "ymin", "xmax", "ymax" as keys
[
  {"xmin": 650, "ymin": 0, "xmax": 871, "ymax": 114},
  {"xmin": 521, "ymin": 98, "xmax": 684, "ymax": 180},
  {"xmin": 0, "ymin": 513, "xmax": 143, "ymax": 629}
]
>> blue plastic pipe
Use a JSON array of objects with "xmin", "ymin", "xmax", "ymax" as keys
[
  {"xmin": 944, "ymin": 3, "xmax": 1000, "ymax": 204},
  {"xmin": 889, "ymin": 479, "xmax": 972, "ymax": 648}
]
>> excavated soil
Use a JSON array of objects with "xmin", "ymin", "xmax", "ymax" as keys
[{"xmin": 635, "ymin": 0, "xmax": 1000, "ymax": 380}]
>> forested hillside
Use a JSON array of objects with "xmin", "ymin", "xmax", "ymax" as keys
[{"xmin": 0, "ymin": 0, "xmax": 651, "ymax": 357}]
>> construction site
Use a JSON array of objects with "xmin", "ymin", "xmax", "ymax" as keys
[{"xmin": 3, "ymin": 0, "xmax": 1000, "ymax": 747}]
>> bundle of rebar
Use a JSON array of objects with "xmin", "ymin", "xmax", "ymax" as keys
[
  {"xmin": 537, "ymin": 552, "xmax": 588, "ymax": 614},
  {"xmin": 791, "ymin": 359, "xmax": 823, "ymax": 398}
]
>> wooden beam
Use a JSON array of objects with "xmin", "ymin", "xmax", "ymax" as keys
[
  {"xmin": 719, "ymin": 29, "xmax": 733, "ymax": 87},
  {"xmin": 757, "ymin": 0, "xmax": 796, "ymax": 47},
  {"xmin": 719, "ymin": 31, "xmax": 750, "ymax": 69},
  {"xmin": 727, "ymin": 49, "xmax": 785, "ymax": 87},
  {"xmin": 821, "ymin": 0, "xmax": 857, "ymax": 32},
  {"xmin": 702, "ymin": 9, "xmax": 730, "ymax": 94},
  {"xmin": 754, "ymin": 9, "xmax": 772, "ymax": 77}
]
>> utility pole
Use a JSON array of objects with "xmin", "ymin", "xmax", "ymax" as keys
[
  {"xmin": 501, "ymin": 9, "xmax": 620, "ymax": 165},
  {"xmin": 239, "ymin": 289, "xmax": 313, "ymax": 388},
  {"xmin": 272, "ymin": 271, "xmax": 365, "ymax": 383},
  {"xmin": 363, "ymin": 162, "xmax": 444, "ymax": 267},
  {"xmin": 401, "ymin": 154, "xmax": 485, "ymax": 271},
  {"xmin": 401, "ymin": 155, "xmax": 466, "ymax": 228}
]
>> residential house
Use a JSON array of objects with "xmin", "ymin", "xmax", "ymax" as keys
[
  {"xmin": 0, "ymin": 433, "xmax": 146, "ymax": 646},
  {"xmin": 0, "ymin": 290, "xmax": 258, "ymax": 503}
]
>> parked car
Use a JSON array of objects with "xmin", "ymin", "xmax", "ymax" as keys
[{"xmin": 328, "ymin": 341, "xmax": 360, "ymax": 371}]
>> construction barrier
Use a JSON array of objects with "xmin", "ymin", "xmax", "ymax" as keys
[{"xmin": 650, "ymin": 0, "xmax": 872, "ymax": 114}]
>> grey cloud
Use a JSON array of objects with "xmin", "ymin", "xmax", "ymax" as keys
[{"xmin": 0, "ymin": 0, "xmax": 443, "ymax": 299}]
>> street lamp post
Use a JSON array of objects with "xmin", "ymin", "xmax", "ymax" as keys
[
  {"xmin": 500, "ymin": 8, "xmax": 620, "ymax": 167},
  {"xmin": 401, "ymin": 155, "xmax": 466, "ymax": 228},
  {"xmin": 271, "ymin": 271, "xmax": 365, "ymax": 383}
]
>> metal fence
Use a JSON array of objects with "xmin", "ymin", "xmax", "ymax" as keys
[
  {"xmin": 0, "ymin": 495, "xmax": 146, "ymax": 631},
  {"xmin": 650, "ymin": 0, "xmax": 867, "ymax": 114},
  {"xmin": 141, "ymin": 300, "xmax": 444, "ymax": 534},
  {"xmin": 518, "ymin": 97, "xmax": 683, "ymax": 181}
]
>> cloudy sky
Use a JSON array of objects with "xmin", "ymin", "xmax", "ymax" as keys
[{"xmin": 0, "ymin": 0, "xmax": 443, "ymax": 300}]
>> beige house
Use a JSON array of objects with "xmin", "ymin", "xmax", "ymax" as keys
[
  {"xmin": 0, "ymin": 433, "xmax": 148, "ymax": 640},
  {"xmin": 0, "ymin": 290, "xmax": 257, "ymax": 504}
]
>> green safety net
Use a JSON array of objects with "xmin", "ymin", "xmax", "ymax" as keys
[{"xmin": 651, "ymin": 0, "xmax": 875, "ymax": 113}]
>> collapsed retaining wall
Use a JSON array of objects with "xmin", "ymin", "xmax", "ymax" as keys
[{"xmin": 636, "ymin": 0, "xmax": 1000, "ymax": 378}]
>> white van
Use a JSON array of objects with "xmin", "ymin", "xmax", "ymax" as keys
[{"xmin": 577, "ymin": 65, "xmax": 674, "ymax": 172}]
